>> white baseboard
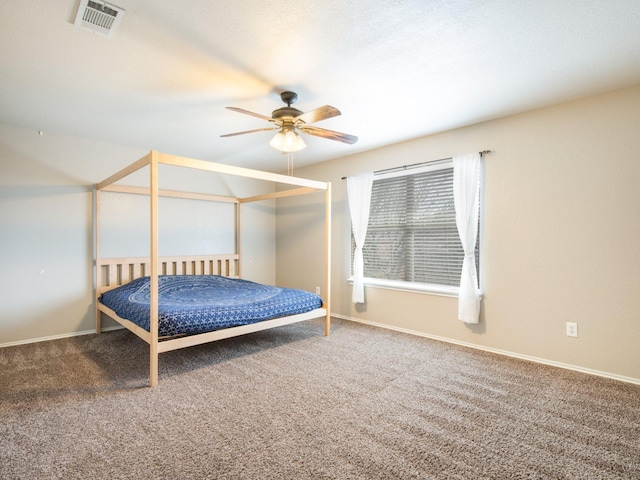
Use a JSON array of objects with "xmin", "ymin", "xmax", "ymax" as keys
[
  {"xmin": 332, "ymin": 313, "xmax": 640, "ymax": 386},
  {"xmin": 0, "ymin": 325, "xmax": 124, "ymax": 348},
  {"xmin": 5, "ymin": 316, "xmax": 638, "ymax": 386}
]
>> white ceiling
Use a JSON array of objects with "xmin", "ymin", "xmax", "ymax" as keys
[{"xmin": 1, "ymin": 0, "xmax": 640, "ymax": 172}]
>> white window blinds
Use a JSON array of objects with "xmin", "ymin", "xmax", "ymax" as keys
[{"xmin": 354, "ymin": 164, "xmax": 479, "ymax": 288}]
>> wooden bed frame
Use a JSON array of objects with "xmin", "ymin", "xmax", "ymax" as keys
[{"xmin": 95, "ymin": 151, "xmax": 331, "ymax": 387}]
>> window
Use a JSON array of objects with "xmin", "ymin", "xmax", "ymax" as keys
[{"xmin": 351, "ymin": 161, "xmax": 480, "ymax": 295}]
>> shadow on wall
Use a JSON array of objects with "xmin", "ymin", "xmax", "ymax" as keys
[
  {"xmin": 1, "ymin": 297, "xmax": 96, "ymax": 346},
  {"xmin": 465, "ymin": 300, "xmax": 487, "ymax": 334}
]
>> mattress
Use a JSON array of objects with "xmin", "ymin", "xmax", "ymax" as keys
[{"xmin": 99, "ymin": 275, "xmax": 323, "ymax": 337}]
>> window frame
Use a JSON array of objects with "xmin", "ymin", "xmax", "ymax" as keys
[{"xmin": 349, "ymin": 159, "xmax": 483, "ymax": 298}]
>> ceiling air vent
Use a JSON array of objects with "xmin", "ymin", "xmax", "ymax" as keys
[{"xmin": 74, "ymin": 0, "xmax": 125, "ymax": 38}]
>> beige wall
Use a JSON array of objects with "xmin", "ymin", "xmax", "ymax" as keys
[
  {"xmin": 0, "ymin": 125, "xmax": 276, "ymax": 345},
  {"xmin": 276, "ymin": 85, "xmax": 640, "ymax": 382}
]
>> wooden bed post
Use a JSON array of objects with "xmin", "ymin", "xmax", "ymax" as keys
[
  {"xmin": 325, "ymin": 182, "xmax": 332, "ymax": 336},
  {"xmin": 236, "ymin": 202, "xmax": 242, "ymax": 278},
  {"xmin": 95, "ymin": 187, "xmax": 102, "ymax": 334},
  {"xmin": 149, "ymin": 151, "xmax": 160, "ymax": 387}
]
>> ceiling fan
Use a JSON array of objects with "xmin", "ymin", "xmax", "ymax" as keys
[{"xmin": 220, "ymin": 91, "xmax": 358, "ymax": 153}]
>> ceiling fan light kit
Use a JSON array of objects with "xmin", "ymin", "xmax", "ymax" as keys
[
  {"xmin": 221, "ymin": 91, "xmax": 358, "ymax": 153},
  {"xmin": 270, "ymin": 128, "xmax": 307, "ymax": 153}
]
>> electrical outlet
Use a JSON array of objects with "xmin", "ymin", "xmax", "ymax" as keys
[
  {"xmin": 566, "ymin": 322, "xmax": 578, "ymax": 337},
  {"xmin": 316, "ymin": 286, "xmax": 321, "ymax": 295}
]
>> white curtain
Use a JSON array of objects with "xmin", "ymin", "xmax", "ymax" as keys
[
  {"xmin": 347, "ymin": 172, "xmax": 374, "ymax": 304},
  {"xmin": 453, "ymin": 153, "xmax": 482, "ymax": 323}
]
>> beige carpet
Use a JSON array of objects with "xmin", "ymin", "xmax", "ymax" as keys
[{"xmin": 1, "ymin": 318, "xmax": 638, "ymax": 479}]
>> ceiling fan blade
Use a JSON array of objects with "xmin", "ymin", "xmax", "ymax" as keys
[
  {"xmin": 225, "ymin": 106, "xmax": 274, "ymax": 122},
  {"xmin": 220, "ymin": 127, "xmax": 278, "ymax": 138},
  {"xmin": 298, "ymin": 125, "xmax": 358, "ymax": 144},
  {"xmin": 295, "ymin": 105, "xmax": 341, "ymax": 125}
]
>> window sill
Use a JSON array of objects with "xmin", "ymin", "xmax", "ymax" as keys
[{"xmin": 348, "ymin": 277, "xmax": 460, "ymax": 298}]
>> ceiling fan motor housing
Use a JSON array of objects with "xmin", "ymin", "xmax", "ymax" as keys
[
  {"xmin": 272, "ymin": 106, "xmax": 304, "ymax": 121},
  {"xmin": 272, "ymin": 91, "xmax": 304, "ymax": 122}
]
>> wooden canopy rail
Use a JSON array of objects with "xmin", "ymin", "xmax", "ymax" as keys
[{"xmin": 95, "ymin": 150, "xmax": 332, "ymax": 387}]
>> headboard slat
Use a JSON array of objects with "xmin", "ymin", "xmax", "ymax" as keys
[{"xmin": 97, "ymin": 255, "xmax": 239, "ymax": 294}]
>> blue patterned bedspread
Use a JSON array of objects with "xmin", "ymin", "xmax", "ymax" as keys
[{"xmin": 99, "ymin": 275, "xmax": 323, "ymax": 337}]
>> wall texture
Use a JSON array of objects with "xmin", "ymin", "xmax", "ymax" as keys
[
  {"xmin": 276, "ymin": 85, "xmax": 640, "ymax": 383},
  {"xmin": 0, "ymin": 126, "xmax": 276, "ymax": 345}
]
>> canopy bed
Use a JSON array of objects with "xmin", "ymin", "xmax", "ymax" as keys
[{"xmin": 95, "ymin": 151, "xmax": 331, "ymax": 387}]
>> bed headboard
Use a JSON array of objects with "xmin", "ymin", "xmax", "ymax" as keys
[{"xmin": 96, "ymin": 254, "xmax": 240, "ymax": 294}]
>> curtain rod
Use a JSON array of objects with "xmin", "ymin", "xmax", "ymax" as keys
[{"xmin": 341, "ymin": 150, "xmax": 491, "ymax": 180}]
